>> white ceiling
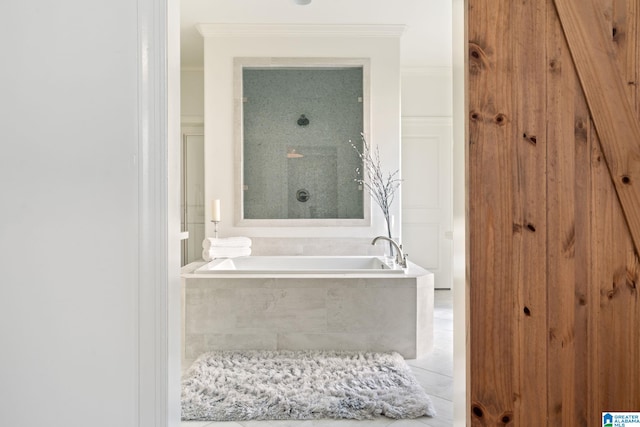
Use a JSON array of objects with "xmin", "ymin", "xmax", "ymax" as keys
[{"xmin": 180, "ymin": 0, "xmax": 452, "ymax": 69}]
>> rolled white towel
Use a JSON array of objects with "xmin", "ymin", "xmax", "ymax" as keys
[
  {"xmin": 202, "ymin": 237, "xmax": 252, "ymax": 250},
  {"xmin": 202, "ymin": 246, "xmax": 252, "ymax": 261}
]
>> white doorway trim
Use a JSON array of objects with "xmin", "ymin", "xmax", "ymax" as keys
[
  {"xmin": 137, "ymin": 0, "xmax": 182, "ymax": 424},
  {"xmin": 452, "ymin": 0, "xmax": 467, "ymax": 425}
]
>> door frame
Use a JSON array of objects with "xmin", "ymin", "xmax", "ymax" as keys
[
  {"xmin": 144, "ymin": 1, "xmax": 469, "ymax": 426},
  {"xmin": 451, "ymin": 1, "xmax": 467, "ymax": 425},
  {"xmin": 137, "ymin": 0, "xmax": 182, "ymax": 424}
]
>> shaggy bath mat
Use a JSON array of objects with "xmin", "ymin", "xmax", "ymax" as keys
[{"xmin": 181, "ymin": 350, "xmax": 436, "ymax": 421}]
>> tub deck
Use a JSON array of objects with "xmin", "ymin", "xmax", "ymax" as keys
[{"xmin": 193, "ymin": 255, "xmax": 406, "ymax": 275}]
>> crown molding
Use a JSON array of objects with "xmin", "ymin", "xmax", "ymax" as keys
[{"xmin": 196, "ymin": 23, "xmax": 406, "ymax": 38}]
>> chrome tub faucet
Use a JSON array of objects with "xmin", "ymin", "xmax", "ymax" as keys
[{"xmin": 371, "ymin": 236, "xmax": 408, "ymax": 269}]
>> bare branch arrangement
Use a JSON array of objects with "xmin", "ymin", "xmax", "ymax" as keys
[{"xmin": 352, "ymin": 133, "xmax": 402, "ymax": 238}]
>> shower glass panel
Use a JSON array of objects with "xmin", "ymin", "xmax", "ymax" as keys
[{"xmin": 236, "ymin": 58, "xmax": 370, "ymax": 226}]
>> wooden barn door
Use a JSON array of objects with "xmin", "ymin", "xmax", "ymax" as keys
[{"xmin": 468, "ymin": 0, "xmax": 640, "ymax": 425}]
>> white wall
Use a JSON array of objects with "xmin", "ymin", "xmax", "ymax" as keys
[
  {"xmin": 0, "ymin": 1, "xmax": 142, "ymax": 426},
  {"xmin": 400, "ymin": 68, "xmax": 453, "ymax": 288},
  {"xmin": 181, "ymin": 68, "xmax": 205, "ymax": 125},
  {"xmin": 401, "ymin": 67, "xmax": 453, "ymax": 117},
  {"xmin": 200, "ymin": 26, "xmax": 402, "ymax": 241}
]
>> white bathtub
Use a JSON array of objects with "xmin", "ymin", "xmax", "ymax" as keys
[{"xmin": 193, "ymin": 255, "xmax": 405, "ymax": 275}]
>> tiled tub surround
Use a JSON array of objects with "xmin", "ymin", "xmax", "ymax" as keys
[{"xmin": 181, "ymin": 260, "xmax": 433, "ymax": 369}]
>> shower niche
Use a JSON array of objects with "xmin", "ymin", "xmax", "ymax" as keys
[{"xmin": 235, "ymin": 57, "xmax": 371, "ymax": 226}]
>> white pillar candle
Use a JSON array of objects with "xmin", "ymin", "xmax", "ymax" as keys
[{"xmin": 212, "ymin": 199, "xmax": 221, "ymax": 222}]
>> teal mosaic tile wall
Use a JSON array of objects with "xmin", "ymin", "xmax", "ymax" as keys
[{"xmin": 242, "ymin": 68, "xmax": 364, "ymax": 219}]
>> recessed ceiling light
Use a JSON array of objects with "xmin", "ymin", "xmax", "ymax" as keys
[{"xmin": 294, "ymin": 0, "xmax": 312, "ymax": 5}]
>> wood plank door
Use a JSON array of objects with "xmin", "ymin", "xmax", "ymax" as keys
[{"xmin": 468, "ymin": 0, "xmax": 640, "ymax": 425}]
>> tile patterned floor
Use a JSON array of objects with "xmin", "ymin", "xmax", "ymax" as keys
[{"xmin": 182, "ymin": 290, "xmax": 453, "ymax": 427}]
